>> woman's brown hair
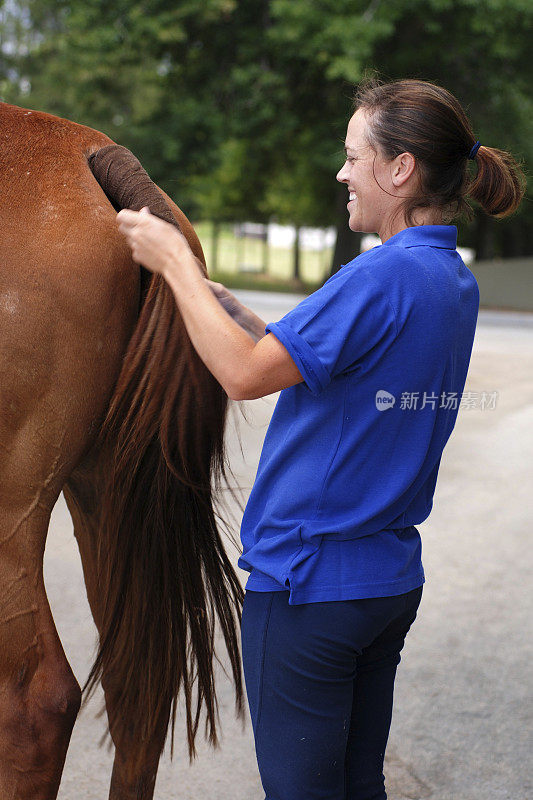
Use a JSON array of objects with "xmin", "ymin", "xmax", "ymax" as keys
[{"xmin": 353, "ymin": 78, "xmax": 526, "ymax": 226}]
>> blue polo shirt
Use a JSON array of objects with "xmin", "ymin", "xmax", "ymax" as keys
[{"xmin": 237, "ymin": 225, "xmax": 480, "ymax": 604}]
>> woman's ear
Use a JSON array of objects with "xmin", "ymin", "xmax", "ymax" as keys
[{"xmin": 391, "ymin": 152, "xmax": 416, "ymax": 188}]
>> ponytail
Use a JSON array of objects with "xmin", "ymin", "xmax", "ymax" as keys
[{"xmin": 468, "ymin": 145, "xmax": 526, "ymax": 218}]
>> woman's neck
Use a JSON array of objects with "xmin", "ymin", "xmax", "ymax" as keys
[{"xmin": 379, "ymin": 207, "xmax": 444, "ymax": 243}]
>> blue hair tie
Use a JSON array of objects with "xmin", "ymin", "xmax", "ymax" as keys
[{"xmin": 468, "ymin": 140, "xmax": 481, "ymax": 160}]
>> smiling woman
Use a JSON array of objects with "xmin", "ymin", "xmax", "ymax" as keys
[{"xmin": 117, "ymin": 77, "xmax": 525, "ymax": 800}]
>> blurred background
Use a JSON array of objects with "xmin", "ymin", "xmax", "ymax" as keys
[{"xmin": 0, "ymin": 0, "xmax": 531, "ymax": 304}]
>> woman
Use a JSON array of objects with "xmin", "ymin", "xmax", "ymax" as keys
[{"xmin": 117, "ymin": 79, "xmax": 524, "ymax": 800}]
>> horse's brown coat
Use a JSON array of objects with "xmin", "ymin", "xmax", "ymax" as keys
[{"xmin": 0, "ymin": 101, "xmax": 243, "ymax": 800}]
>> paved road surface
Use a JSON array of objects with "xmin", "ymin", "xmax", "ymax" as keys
[{"xmin": 46, "ymin": 294, "xmax": 532, "ymax": 799}]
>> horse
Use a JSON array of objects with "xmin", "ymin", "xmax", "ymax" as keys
[{"xmin": 0, "ymin": 100, "xmax": 244, "ymax": 799}]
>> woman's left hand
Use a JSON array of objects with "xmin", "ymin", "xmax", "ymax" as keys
[{"xmin": 116, "ymin": 206, "xmax": 193, "ymax": 276}]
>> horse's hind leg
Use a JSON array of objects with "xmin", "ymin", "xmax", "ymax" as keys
[
  {"xmin": 64, "ymin": 453, "xmax": 162, "ymax": 800},
  {"xmin": 0, "ymin": 257, "xmax": 134, "ymax": 797},
  {"xmin": 0, "ymin": 497, "xmax": 81, "ymax": 799}
]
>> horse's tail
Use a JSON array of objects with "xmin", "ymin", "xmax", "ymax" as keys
[{"xmin": 84, "ymin": 144, "xmax": 244, "ymax": 775}]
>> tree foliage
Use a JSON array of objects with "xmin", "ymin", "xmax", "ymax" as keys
[{"xmin": 1, "ymin": 0, "xmax": 531, "ymax": 260}]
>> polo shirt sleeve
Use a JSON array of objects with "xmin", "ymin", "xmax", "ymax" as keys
[{"xmin": 264, "ymin": 263, "xmax": 397, "ymax": 396}]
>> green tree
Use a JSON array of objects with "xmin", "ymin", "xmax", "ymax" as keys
[
  {"xmin": 2, "ymin": 0, "xmax": 531, "ymax": 268},
  {"xmin": 267, "ymin": 0, "xmax": 532, "ymax": 264}
]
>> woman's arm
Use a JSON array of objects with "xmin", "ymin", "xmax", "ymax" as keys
[{"xmin": 116, "ymin": 208, "xmax": 304, "ymax": 400}]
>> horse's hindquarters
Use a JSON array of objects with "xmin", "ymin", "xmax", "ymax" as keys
[{"xmin": 0, "ymin": 102, "xmax": 144, "ymax": 799}]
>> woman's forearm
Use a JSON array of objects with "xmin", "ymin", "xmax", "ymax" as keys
[
  {"xmin": 235, "ymin": 305, "xmax": 268, "ymax": 343},
  {"xmin": 198, "ymin": 269, "xmax": 269, "ymax": 348},
  {"xmin": 115, "ymin": 207, "xmax": 268, "ymax": 390},
  {"xmin": 163, "ymin": 253, "xmax": 262, "ymax": 398},
  {"xmin": 204, "ymin": 275, "xmax": 267, "ymax": 343}
]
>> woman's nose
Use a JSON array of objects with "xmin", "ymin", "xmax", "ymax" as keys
[{"xmin": 336, "ymin": 163, "xmax": 349, "ymax": 183}]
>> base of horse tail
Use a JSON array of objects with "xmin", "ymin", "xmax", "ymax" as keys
[{"xmin": 85, "ymin": 144, "xmax": 245, "ymax": 778}]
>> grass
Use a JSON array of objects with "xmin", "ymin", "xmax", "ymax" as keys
[
  {"xmin": 194, "ymin": 221, "xmax": 333, "ymax": 293},
  {"xmin": 205, "ymin": 270, "xmax": 322, "ymax": 295}
]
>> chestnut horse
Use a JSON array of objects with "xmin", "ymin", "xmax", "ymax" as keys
[{"xmin": 0, "ymin": 101, "xmax": 244, "ymax": 799}]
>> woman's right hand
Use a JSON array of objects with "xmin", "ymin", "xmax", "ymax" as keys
[{"xmin": 205, "ymin": 279, "xmax": 244, "ymax": 323}]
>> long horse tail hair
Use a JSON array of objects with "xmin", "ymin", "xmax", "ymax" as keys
[{"xmin": 84, "ymin": 144, "xmax": 244, "ymax": 777}]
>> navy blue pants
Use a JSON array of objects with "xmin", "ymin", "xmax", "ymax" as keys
[{"xmin": 241, "ymin": 585, "xmax": 423, "ymax": 800}]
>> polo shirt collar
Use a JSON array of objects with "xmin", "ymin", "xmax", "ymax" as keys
[{"xmin": 383, "ymin": 225, "xmax": 457, "ymax": 250}]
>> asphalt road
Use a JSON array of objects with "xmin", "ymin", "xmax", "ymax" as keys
[{"xmin": 46, "ymin": 293, "xmax": 533, "ymax": 800}]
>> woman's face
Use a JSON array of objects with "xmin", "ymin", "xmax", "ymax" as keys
[{"xmin": 336, "ymin": 109, "xmax": 396, "ymax": 239}]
